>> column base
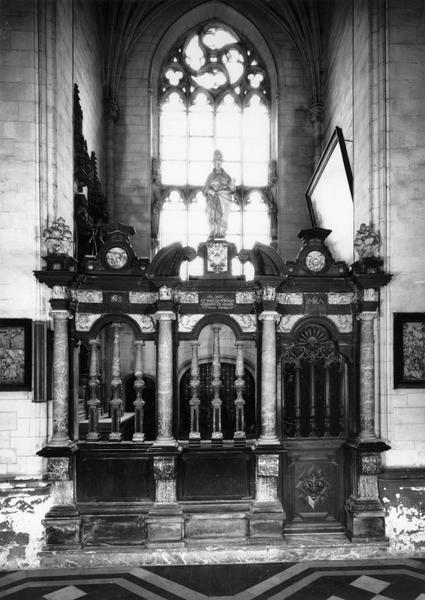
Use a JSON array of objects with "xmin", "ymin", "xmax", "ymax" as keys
[
  {"xmin": 345, "ymin": 496, "xmax": 388, "ymax": 543},
  {"xmin": 152, "ymin": 438, "xmax": 181, "ymax": 450},
  {"xmin": 146, "ymin": 504, "xmax": 184, "ymax": 546},
  {"xmin": 43, "ymin": 515, "xmax": 81, "ymax": 548},
  {"xmin": 248, "ymin": 501, "xmax": 285, "ymax": 541},
  {"xmin": 255, "ymin": 436, "xmax": 281, "ymax": 447}
]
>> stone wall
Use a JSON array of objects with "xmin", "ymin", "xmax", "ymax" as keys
[
  {"xmin": 0, "ymin": 0, "xmax": 105, "ymax": 478},
  {"xmin": 323, "ymin": 1, "xmax": 425, "ymax": 468},
  {"xmin": 0, "ymin": 479, "xmax": 51, "ymax": 568},
  {"xmin": 380, "ymin": 469, "xmax": 425, "ymax": 554},
  {"xmin": 383, "ymin": 0, "xmax": 425, "ymax": 467},
  {"xmin": 322, "ymin": 0, "xmax": 353, "ymax": 160}
]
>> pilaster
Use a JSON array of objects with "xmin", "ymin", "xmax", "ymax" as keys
[
  {"xmin": 249, "ymin": 452, "xmax": 285, "ymax": 541},
  {"xmin": 146, "ymin": 455, "xmax": 183, "ymax": 546}
]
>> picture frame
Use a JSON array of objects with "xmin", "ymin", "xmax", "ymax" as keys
[
  {"xmin": 305, "ymin": 126, "xmax": 353, "ymax": 265},
  {"xmin": 0, "ymin": 319, "xmax": 32, "ymax": 391},
  {"xmin": 394, "ymin": 313, "xmax": 425, "ymax": 388}
]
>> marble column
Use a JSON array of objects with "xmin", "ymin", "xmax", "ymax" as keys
[
  {"xmin": 258, "ymin": 311, "xmax": 280, "ymax": 445},
  {"xmin": 49, "ymin": 309, "xmax": 72, "ymax": 446},
  {"xmin": 358, "ymin": 311, "xmax": 377, "ymax": 441},
  {"xmin": 154, "ymin": 311, "xmax": 177, "ymax": 446},
  {"xmin": 345, "ymin": 304, "xmax": 389, "ymax": 543}
]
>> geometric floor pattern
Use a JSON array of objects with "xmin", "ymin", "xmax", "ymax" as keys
[{"xmin": 1, "ymin": 559, "xmax": 425, "ymax": 599}]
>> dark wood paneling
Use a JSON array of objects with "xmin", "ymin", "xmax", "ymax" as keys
[
  {"xmin": 181, "ymin": 451, "xmax": 253, "ymax": 501},
  {"xmin": 283, "ymin": 440, "xmax": 346, "ymax": 530},
  {"xmin": 77, "ymin": 449, "xmax": 153, "ymax": 502}
]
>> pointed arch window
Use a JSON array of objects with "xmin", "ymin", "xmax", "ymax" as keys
[{"xmin": 155, "ymin": 23, "xmax": 275, "ymax": 272}]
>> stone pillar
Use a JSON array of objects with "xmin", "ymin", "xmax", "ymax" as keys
[
  {"xmin": 154, "ymin": 310, "xmax": 177, "ymax": 447},
  {"xmin": 42, "ymin": 456, "xmax": 80, "ymax": 548},
  {"xmin": 49, "ymin": 309, "xmax": 72, "ymax": 446},
  {"xmin": 345, "ymin": 302, "xmax": 389, "ymax": 543},
  {"xmin": 146, "ymin": 455, "xmax": 183, "ymax": 545},
  {"xmin": 249, "ymin": 453, "xmax": 284, "ymax": 541},
  {"xmin": 40, "ymin": 286, "xmax": 80, "ymax": 548},
  {"xmin": 258, "ymin": 311, "xmax": 280, "ymax": 446}
]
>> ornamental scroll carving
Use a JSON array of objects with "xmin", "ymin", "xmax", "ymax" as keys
[
  {"xmin": 153, "ymin": 456, "xmax": 177, "ymax": 504},
  {"xmin": 129, "ymin": 314, "xmax": 156, "ymax": 333},
  {"xmin": 277, "ymin": 293, "xmax": 303, "ymax": 305},
  {"xmin": 257, "ymin": 454, "xmax": 279, "ymax": 477},
  {"xmin": 177, "ymin": 291, "xmax": 199, "ymax": 304},
  {"xmin": 178, "ymin": 314, "xmax": 204, "ymax": 332},
  {"xmin": 129, "ymin": 291, "xmax": 158, "ymax": 304},
  {"xmin": 360, "ymin": 454, "xmax": 382, "ymax": 475},
  {"xmin": 153, "ymin": 457, "xmax": 176, "ymax": 481},
  {"xmin": 235, "ymin": 291, "xmax": 255, "ymax": 304},
  {"xmin": 282, "ymin": 326, "xmax": 342, "ymax": 367},
  {"xmin": 76, "ymin": 313, "xmax": 103, "ymax": 332},
  {"xmin": 327, "ymin": 293, "xmax": 354, "ymax": 305},
  {"xmin": 277, "ymin": 315, "xmax": 304, "ymax": 333},
  {"xmin": 297, "ymin": 468, "xmax": 329, "ymax": 510},
  {"xmin": 76, "ymin": 290, "xmax": 103, "ymax": 303},
  {"xmin": 229, "ymin": 314, "xmax": 256, "ymax": 332},
  {"xmin": 327, "ymin": 315, "xmax": 353, "ymax": 333},
  {"xmin": 47, "ymin": 457, "xmax": 70, "ymax": 481}
]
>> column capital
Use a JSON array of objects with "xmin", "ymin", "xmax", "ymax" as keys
[
  {"xmin": 155, "ymin": 310, "xmax": 176, "ymax": 322},
  {"xmin": 358, "ymin": 311, "xmax": 377, "ymax": 321},
  {"xmin": 49, "ymin": 309, "xmax": 73, "ymax": 320},
  {"xmin": 259, "ymin": 310, "xmax": 279, "ymax": 322}
]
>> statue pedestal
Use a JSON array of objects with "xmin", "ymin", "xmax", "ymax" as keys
[{"xmin": 197, "ymin": 239, "xmax": 238, "ymax": 277}]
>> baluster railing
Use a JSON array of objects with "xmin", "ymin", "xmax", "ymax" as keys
[
  {"xmin": 109, "ymin": 323, "xmax": 123, "ymax": 441},
  {"xmin": 211, "ymin": 325, "xmax": 223, "ymax": 443},
  {"xmin": 234, "ymin": 341, "xmax": 246, "ymax": 445},
  {"xmin": 189, "ymin": 342, "xmax": 201, "ymax": 445},
  {"xmin": 309, "ymin": 361, "xmax": 317, "ymax": 436},
  {"xmin": 133, "ymin": 340, "xmax": 146, "ymax": 442},
  {"xmin": 323, "ymin": 360, "xmax": 331, "ymax": 436},
  {"xmin": 294, "ymin": 363, "xmax": 301, "ymax": 437},
  {"xmin": 87, "ymin": 337, "xmax": 101, "ymax": 441},
  {"xmin": 339, "ymin": 360, "xmax": 347, "ymax": 436}
]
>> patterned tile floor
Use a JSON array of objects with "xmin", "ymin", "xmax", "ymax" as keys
[{"xmin": 1, "ymin": 559, "xmax": 425, "ymax": 599}]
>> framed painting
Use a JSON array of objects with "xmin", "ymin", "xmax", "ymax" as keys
[
  {"xmin": 0, "ymin": 319, "xmax": 32, "ymax": 391},
  {"xmin": 305, "ymin": 126, "xmax": 354, "ymax": 265},
  {"xmin": 394, "ymin": 313, "xmax": 425, "ymax": 388}
]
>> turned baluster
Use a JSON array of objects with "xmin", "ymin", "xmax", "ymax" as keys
[
  {"xmin": 109, "ymin": 323, "xmax": 123, "ymax": 441},
  {"xmin": 234, "ymin": 341, "xmax": 246, "ymax": 444},
  {"xmin": 323, "ymin": 360, "xmax": 331, "ymax": 436},
  {"xmin": 87, "ymin": 337, "xmax": 101, "ymax": 441},
  {"xmin": 189, "ymin": 342, "xmax": 201, "ymax": 444},
  {"xmin": 339, "ymin": 361, "xmax": 347, "ymax": 436},
  {"xmin": 133, "ymin": 340, "xmax": 146, "ymax": 442},
  {"xmin": 211, "ymin": 325, "xmax": 223, "ymax": 443},
  {"xmin": 309, "ymin": 361, "xmax": 317, "ymax": 436},
  {"xmin": 294, "ymin": 363, "xmax": 301, "ymax": 437}
]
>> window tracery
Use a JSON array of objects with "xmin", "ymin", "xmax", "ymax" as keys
[{"xmin": 155, "ymin": 22, "xmax": 275, "ymax": 265}]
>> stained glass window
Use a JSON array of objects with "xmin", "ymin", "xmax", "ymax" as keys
[{"xmin": 157, "ymin": 23, "xmax": 273, "ymax": 276}]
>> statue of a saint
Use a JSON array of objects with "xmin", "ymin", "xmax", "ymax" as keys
[{"xmin": 203, "ymin": 150, "xmax": 236, "ymax": 239}]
